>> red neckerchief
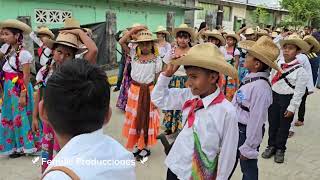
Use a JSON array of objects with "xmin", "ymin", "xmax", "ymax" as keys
[
  {"xmin": 271, "ymin": 60, "xmax": 300, "ymax": 85},
  {"xmin": 182, "ymin": 91, "xmax": 225, "ymax": 128}
]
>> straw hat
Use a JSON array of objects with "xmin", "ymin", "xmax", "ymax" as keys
[
  {"xmin": 280, "ymin": 34, "xmax": 311, "ymax": 53},
  {"xmin": 238, "ymin": 40, "xmax": 255, "ymax": 49},
  {"xmin": 131, "ymin": 30, "xmax": 157, "ymax": 43},
  {"xmin": 225, "ymin": 31, "xmax": 240, "ymax": 43},
  {"xmin": 154, "ymin": 26, "xmax": 170, "ymax": 35},
  {"xmin": 173, "ymin": 24, "xmax": 196, "ymax": 42},
  {"xmin": 271, "ymin": 32, "xmax": 278, "ymax": 38},
  {"xmin": 244, "ymin": 28, "xmax": 255, "ymax": 35},
  {"xmin": 171, "ymin": 43, "xmax": 238, "ymax": 79},
  {"xmin": 204, "ymin": 29, "xmax": 226, "ymax": 46},
  {"xmin": 127, "ymin": 23, "xmax": 147, "ymax": 30},
  {"xmin": 303, "ymin": 35, "xmax": 320, "ymax": 53},
  {"xmin": 243, "ymin": 36, "xmax": 282, "ymax": 72},
  {"xmin": 45, "ymin": 32, "xmax": 80, "ymax": 49},
  {"xmin": 0, "ymin": 19, "xmax": 31, "ymax": 34},
  {"xmin": 276, "ymin": 28, "xmax": 282, "ymax": 33},
  {"xmin": 257, "ymin": 29, "xmax": 269, "ymax": 36},
  {"xmin": 61, "ymin": 18, "xmax": 81, "ymax": 30},
  {"xmin": 36, "ymin": 27, "xmax": 55, "ymax": 39}
]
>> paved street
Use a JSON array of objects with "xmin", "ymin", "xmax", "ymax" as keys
[{"xmin": 0, "ymin": 89, "xmax": 320, "ymax": 180}]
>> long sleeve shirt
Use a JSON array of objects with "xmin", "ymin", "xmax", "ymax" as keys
[
  {"xmin": 151, "ymin": 74, "xmax": 239, "ymax": 180},
  {"xmin": 270, "ymin": 59, "xmax": 308, "ymax": 113},
  {"xmin": 232, "ymin": 72, "xmax": 272, "ymax": 159},
  {"xmin": 29, "ymin": 31, "xmax": 52, "ymax": 66}
]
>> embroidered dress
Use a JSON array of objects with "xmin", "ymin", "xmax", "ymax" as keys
[
  {"xmin": 238, "ymin": 48, "xmax": 249, "ymax": 82},
  {"xmin": 122, "ymin": 55, "xmax": 162, "ymax": 150},
  {"xmin": 162, "ymin": 47, "xmax": 188, "ymax": 134},
  {"xmin": 220, "ymin": 46, "xmax": 240, "ymax": 101},
  {"xmin": 35, "ymin": 64, "xmax": 60, "ymax": 172},
  {"xmin": 0, "ymin": 49, "xmax": 42, "ymax": 155}
]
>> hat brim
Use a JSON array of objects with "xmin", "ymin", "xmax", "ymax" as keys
[
  {"xmin": 238, "ymin": 40, "xmax": 255, "ymax": 49},
  {"xmin": 130, "ymin": 38, "xmax": 158, "ymax": 43},
  {"xmin": 205, "ymin": 33, "xmax": 226, "ymax": 46},
  {"xmin": 0, "ymin": 21, "xmax": 31, "ymax": 34},
  {"xmin": 45, "ymin": 39, "xmax": 79, "ymax": 50},
  {"xmin": 225, "ymin": 34, "xmax": 240, "ymax": 43},
  {"xmin": 154, "ymin": 30, "xmax": 170, "ymax": 35},
  {"xmin": 304, "ymin": 37, "xmax": 320, "ymax": 53},
  {"xmin": 173, "ymin": 27, "xmax": 196, "ymax": 42},
  {"xmin": 171, "ymin": 52, "xmax": 238, "ymax": 79},
  {"xmin": 37, "ymin": 31, "xmax": 55, "ymax": 39},
  {"xmin": 280, "ymin": 39, "xmax": 311, "ymax": 53},
  {"xmin": 247, "ymin": 49, "xmax": 282, "ymax": 72}
]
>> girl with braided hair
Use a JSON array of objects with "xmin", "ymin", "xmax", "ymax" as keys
[{"xmin": 0, "ymin": 19, "xmax": 42, "ymax": 158}]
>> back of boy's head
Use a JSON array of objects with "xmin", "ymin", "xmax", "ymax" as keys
[{"xmin": 44, "ymin": 59, "xmax": 110, "ymax": 137}]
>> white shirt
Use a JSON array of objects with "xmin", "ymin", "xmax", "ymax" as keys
[
  {"xmin": 36, "ymin": 65, "xmax": 54, "ymax": 84},
  {"xmin": 43, "ymin": 129, "xmax": 136, "ymax": 180},
  {"xmin": 2, "ymin": 49, "xmax": 33, "ymax": 73},
  {"xmin": 159, "ymin": 42, "xmax": 172, "ymax": 58},
  {"xmin": 270, "ymin": 59, "xmax": 308, "ymax": 113},
  {"xmin": 0, "ymin": 43, "xmax": 10, "ymax": 54},
  {"xmin": 220, "ymin": 46, "xmax": 240, "ymax": 61},
  {"xmin": 163, "ymin": 47, "xmax": 187, "ymax": 76},
  {"xmin": 296, "ymin": 54, "xmax": 315, "ymax": 92},
  {"xmin": 130, "ymin": 55, "xmax": 162, "ymax": 84},
  {"xmin": 30, "ymin": 31, "xmax": 52, "ymax": 66},
  {"xmin": 151, "ymin": 74, "xmax": 239, "ymax": 180}
]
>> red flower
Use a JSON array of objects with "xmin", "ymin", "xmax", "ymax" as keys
[
  {"xmin": 6, "ymin": 138, "xmax": 12, "ymax": 144},
  {"xmin": 26, "ymin": 111, "xmax": 32, "ymax": 116},
  {"xmin": 35, "ymin": 131, "xmax": 40, "ymax": 137},
  {"xmin": 19, "ymin": 136, "xmax": 24, "ymax": 145},
  {"xmin": 8, "ymin": 121, "xmax": 14, "ymax": 130},
  {"xmin": 0, "ymin": 145, "xmax": 4, "ymax": 151},
  {"xmin": 1, "ymin": 118, "xmax": 8, "ymax": 127},
  {"xmin": 27, "ymin": 131, "xmax": 34, "ymax": 142},
  {"xmin": 7, "ymin": 90, "xmax": 11, "ymax": 97},
  {"xmin": 35, "ymin": 142, "xmax": 41, "ymax": 150},
  {"xmin": 14, "ymin": 115, "xmax": 22, "ymax": 128}
]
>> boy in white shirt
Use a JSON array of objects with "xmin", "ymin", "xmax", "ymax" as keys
[
  {"xmin": 39, "ymin": 59, "xmax": 135, "ymax": 180},
  {"xmin": 262, "ymin": 34, "xmax": 309, "ymax": 163},
  {"xmin": 151, "ymin": 43, "xmax": 239, "ymax": 180}
]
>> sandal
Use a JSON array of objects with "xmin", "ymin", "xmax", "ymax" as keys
[
  {"xmin": 9, "ymin": 152, "xmax": 25, "ymax": 159},
  {"xmin": 294, "ymin": 121, "xmax": 304, "ymax": 127},
  {"xmin": 132, "ymin": 146, "xmax": 141, "ymax": 157},
  {"xmin": 136, "ymin": 149, "xmax": 151, "ymax": 162},
  {"xmin": 288, "ymin": 131, "xmax": 295, "ymax": 138}
]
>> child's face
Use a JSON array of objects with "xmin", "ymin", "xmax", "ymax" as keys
[
  {"xmin": 282, "ymin": 44, "xmax": 299, "ymax": 62},
  {"xmin": 244, "ymin": 53, "xmax": 264, "ymax": 72},
  {"xmin": 156, "ymin": 33, "xmax": 166, "ymax": 40},
  {"xmin": 226, "ymin": 37, "xmax": 236, "ymax": 47},
  {"xmin": 138, "ymin": 41, "xmax": 153, "ymax": 55},
  {"xmin": 207, "ymin": 37, "xmax": 220, "ymax": 46},
  {"xmin": 176, "ymin": 36, "xmax": 190, "ymax": 48},
  {"xmin": 245, "ymin": 34, "xmax": 256, "ymax": 41},
  {"xmin": 185, "ymin": 67, "xmax": 218, "ymax": 97},
  {"xmin": 1, "ymin": 29, "xmax": 18, "ymax": 45},
  {"xmin": 53, "ymin": 45, "xmax": 76, "ymax": 65}
]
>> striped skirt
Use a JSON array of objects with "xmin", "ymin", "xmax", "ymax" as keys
[{"xmin": 122, "ymin": 83, "xmax": 160, "ymax": 150}]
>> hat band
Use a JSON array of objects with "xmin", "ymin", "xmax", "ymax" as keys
[{"xmin": 56, "ymin": 40, "xmax": 78, "ymax": 48}]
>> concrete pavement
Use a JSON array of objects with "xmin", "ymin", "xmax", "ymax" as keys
[{"xmin": 0, "ymin": 89, "xmax": 320, "ymax": 180}]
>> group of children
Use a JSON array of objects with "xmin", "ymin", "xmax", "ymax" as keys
[{"xmin": 0, "ymin": 17, "xmax": 319, "ymax": 180}]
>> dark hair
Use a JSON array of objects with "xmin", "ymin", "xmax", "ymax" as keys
[
  {"xmin": 241, "ymin": 24, "xmax": 246, "ymax": 29},
  {"xmin": 198, "ymin": 22, "xmax": 207, "ymax": 32},
  {"xmin": 176, "ymin": 31, "xmax": 191, "ymax": 39},
  {"xmin": 44, "ymin": 59, "xmax": 111, "ymax": 136},
  {"xmin": 255, "ymin": 59, "xmax": 269, "ymax": 72}
]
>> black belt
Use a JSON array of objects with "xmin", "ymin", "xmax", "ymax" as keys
[{"xmin": 239, "ymin": 104, "xmax": 250, "ymax": 112}]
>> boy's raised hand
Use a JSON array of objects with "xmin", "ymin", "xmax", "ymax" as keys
[{"xmin": 163, "ymin": 63, "xmax": 180, "ymax": 77}]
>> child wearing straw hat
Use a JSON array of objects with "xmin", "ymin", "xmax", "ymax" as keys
[
  {"xmin": 0, "ymin": 19, "xmax": 42, "ymax": 158},
  {"xmin": 292, "ymin": 35, "xmax": 320, "ymax": 127},
  {"xmin": 29, "ymin": 26, "xmax": 55, "ymax": 71},
  {"xmin": 229, "ymin": 36, "xmax": 280, "ymax": 180},
  {"xmin": 204, "ymin": 29, "xmax": 226, "ymax": 48},
  {"xmin": 220, "ymin": 31, "xmax": 241, "ymax": 101},
  {"xmin": 121, "ymin": 29, "xmax": 162, "ymax": 161},
  {"xmin": 152, "ymin": 43, "xmax": 239, "ymax": 180},
  {"xmin": 154, "ymin": 26, "xmax": 171, "ymax": 60},
  {"xmin": 116, "ymin": 24, "xmax": 146, "ymax": 111},
  {"xmin": 160, "ymin": 24, "xmax": 195, "ymax": 136},
  {"xmin": 262, "ymin": 34, "xmax": 309, "ymax": 163}
]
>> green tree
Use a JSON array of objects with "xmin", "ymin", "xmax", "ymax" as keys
[
  {"xmin": 253, "ymin": 6, "xmax": 269, "ymax": 27},
  {"xmin": 281, "ymin": 0, "xmax": 320, "ymax": 28}
]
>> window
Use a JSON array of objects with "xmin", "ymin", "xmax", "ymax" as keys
[
  {"xmin": 196, "ymin": 3, "xmax": 218, "ymax": 20},
  {"xmin": 35, "ymin": 9, "xmax": 72, "ymax": 24},
  {"xmin": 223, "ymin": 6, "xmax": 232, "ymax": 21}
]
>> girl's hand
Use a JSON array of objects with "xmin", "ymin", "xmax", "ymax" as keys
[
  {"xmin": 32, "ymin": 117, "xmax": 39, "ymax": 133},
  {"xmin": 19, "ymin": 96, "xmax": 27, "ymax": 108},
  {"xmin": 163, "ymin": 64, "xmax": 180, "ymax": 77},
  {"xmin": 284, "ymin": 110, "xmax": 294, "ymax": 118}
]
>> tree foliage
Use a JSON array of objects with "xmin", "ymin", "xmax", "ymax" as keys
[
  {"xmin": 253, "ymin": 6, "xmax": 269, "ymax": 27},
  {"xmin": 281, "ymin": 0, "xmax": 320, "ymax": 28}
]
